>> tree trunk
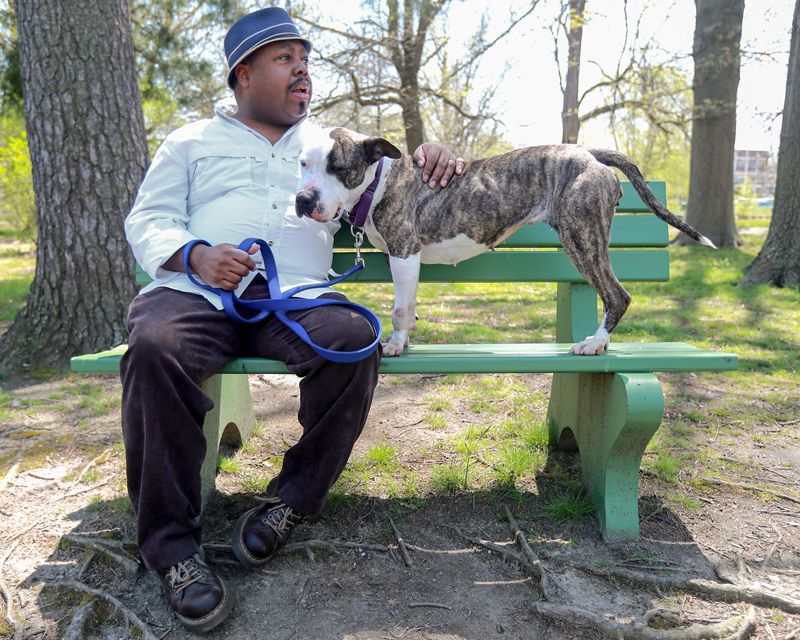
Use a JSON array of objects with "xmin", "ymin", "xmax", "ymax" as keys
[
  {"xmin": 387, "ymin": 0, "xmax": 446, "ymax": 151},
  {"xmin": 0, "ymin": 0, "xmax": 148, "ymax": 374},
  {"xmin": 400, "ymin": 76, "xmax": 425, "ymax": 153},
  {"xmin": 677, "ymin": 0, "xmax": 744, "ymax": 247},
  {"xmin": 561, "ymin": 0, "xmax": 586, "ymax": 144},
  {"xmin": 740, "ymin": 0, "xmax": 800, "ymax": 286}
]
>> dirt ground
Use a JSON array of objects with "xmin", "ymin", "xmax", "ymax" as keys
[{"xmin": 0, "ymin": 372, "xmax": 798, "ymax": 639}]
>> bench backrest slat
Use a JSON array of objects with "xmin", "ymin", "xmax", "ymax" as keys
[
  {"xmin": 333, "ymin": 180, "xmax": 668, "ymax": 249},
  {"xmin": 135, "ymin": 180, "xmax": 670, "ymax": 286}
]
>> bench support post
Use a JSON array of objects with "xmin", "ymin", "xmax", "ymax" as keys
[
  {"xmin": 547, "ymin": 372, "xmax": 664, "ymax": 542},
  {"xmin": 199, "ymin": 374, "xmax": 256, "ymax": 507}
]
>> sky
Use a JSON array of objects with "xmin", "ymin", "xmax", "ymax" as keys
[{"xmin": 310, "ymin": 0, "xmax": 794, "ymax": 154}]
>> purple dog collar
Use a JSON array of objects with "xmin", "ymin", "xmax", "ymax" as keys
[{"xmin": 347, "ymin": 158, "xmax": 385, "ymax": 229}]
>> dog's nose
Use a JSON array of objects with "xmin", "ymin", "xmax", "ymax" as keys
[{"xmin": 295, "ymin": 189, "xmax": 320, "ymax": 218}]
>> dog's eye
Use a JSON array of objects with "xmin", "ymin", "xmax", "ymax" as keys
[{"xmin": 300, "ymin": 160, "xmax": 307, "ymax": 168}]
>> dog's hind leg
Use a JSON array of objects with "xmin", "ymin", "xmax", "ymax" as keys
[
  {"xmin": 555, "ymin": 202, "xmax": 631, "ymax": 356},
  {"xmin": 384, "ymin": 253, "xmax": 421, "ymax": 356}
]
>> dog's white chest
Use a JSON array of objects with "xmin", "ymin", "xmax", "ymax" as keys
[{"xmin": 420, "ymin": 233, "xmax": 488, "ymax": 265}]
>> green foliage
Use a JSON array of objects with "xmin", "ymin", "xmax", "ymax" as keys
[
  {"xmin": 0, "ymin": 6, "xmax": 21, "ymax": 111},
  {"xmin": 0, "ymin": 113, "xmax": 35, "ymax": 241},
  {"xmin": 605, "ymin": 64, "xmax": 693, "ymax": 210},
  {"xmin": 130, "ymin": 0, "xmax": 246, "ymax": 149}
]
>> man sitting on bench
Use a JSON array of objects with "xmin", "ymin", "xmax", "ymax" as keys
[{"xmin": 122, "ymin": 7, "xmax": 463, "ymax": 633}]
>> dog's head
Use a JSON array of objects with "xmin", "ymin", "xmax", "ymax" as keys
[{"xmin": 295, "ymin": 127, "xmax": 401, "ymax": 223}]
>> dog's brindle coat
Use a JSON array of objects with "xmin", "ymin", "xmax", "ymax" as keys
[{"xmin": 295, "ymin": 127, "xmax": 714, "ymax": 356}]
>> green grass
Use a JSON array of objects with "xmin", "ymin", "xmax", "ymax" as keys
[
  {"xmin": 364, "ymin": 443, "xmax": 399, "ymax": 471},
  {"xmin": 0, "ymin": 240, "xmax": 34, "ymax": 322},
  {"xmin": 217, "ymin": 455, "xmax": 241, "ymax": 474},
  {"xmin": 1, "ymin": 205, "xmax": 798, "ymax": 520},
  {"xmin": 545, "ymin": 491, "xmax": 594, "ymax": 521}
]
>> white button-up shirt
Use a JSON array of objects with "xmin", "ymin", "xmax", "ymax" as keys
[{"xmin": 125, "ymin": 101, "xmax": 339, "ymax": 308}]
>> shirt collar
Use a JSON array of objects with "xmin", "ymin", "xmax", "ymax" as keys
[{"xmin": 214, "ymin": 98, "xmax": 310, "ymax": 144}]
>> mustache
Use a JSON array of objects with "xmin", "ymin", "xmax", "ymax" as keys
[{"xmin": 289, "ymin": 78, "xmax": 311, "ymax": 91}]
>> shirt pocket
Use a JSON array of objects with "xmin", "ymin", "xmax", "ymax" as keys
[{"xmin": 187, "ymin": 152, "xmax": 267, "ymax": 208}]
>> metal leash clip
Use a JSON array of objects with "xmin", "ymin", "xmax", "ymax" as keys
[{"xmin": 351, "ymin": 225, "xmax": 365, "ymax": 267}]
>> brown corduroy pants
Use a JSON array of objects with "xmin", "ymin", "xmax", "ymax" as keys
[{"xmin": 120, "ymin": 278, "xmax": 380, "ymax": 571}]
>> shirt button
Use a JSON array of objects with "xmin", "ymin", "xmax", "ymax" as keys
[{"xmin": 272, "ymin": 204, "xmax": 277, "ymax": 209}]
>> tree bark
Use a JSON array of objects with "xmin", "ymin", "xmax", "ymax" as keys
[
  {"xmin": 387, "ymin": 0, "xmax": 446, "ymax": 151},
  {"xmin": 677, "ymin": 0, "xmax": 744, "ymax": 247},
  {"xmin": 0, "ymin": 0, "xmax": 148, "ymax": 373},
  {"xmin": 740, "ymin": 0, "xmax": 800, "ymax": 286},
  {"xmin": 561, "ymin": 0, "xmax": 586, "ymax": 144}
]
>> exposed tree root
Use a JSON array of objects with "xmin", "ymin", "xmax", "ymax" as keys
[
  {"xmin": 70, "ymin": 448, "xmax": 112, "ymax": 488},
  {"xmin": 0, "ymin": 522, "xmax": 37, "ymax": 640},
  {"xmin": 51, "ymin": 579, "xmax": 157, "ymax": 640},
  {"xmin": 563, "ymin": 560, "xmax": 800, "ymax": 615},
  {"xmin": 531, "ymin": 602, "xmax": 756, "ymax": 640},
  {"xmin": 0, "ymin": 462, "xmax": 19, "ymax": 494},
  {"xmin": 702, "ymin": 476, "xmax": 800, "ymax": 506},
  {"xmin": 456, "ymin": 508, "xmax": 785, "ymax": 639},
  {"xmin": 62, "ymin": 600, "xmax": 97, "ymax": 640},
  {"xmin": 203, "ymin": 539, "xmax": 390, "ymax": 561},
  {"xmin": 61, "ymin": 534, "xmax": 141, "ymax": 574}
]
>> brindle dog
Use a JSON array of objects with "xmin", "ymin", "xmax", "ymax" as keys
[{"xmin": 294, "ymin": 127, "xmax": 714, "ymax": 356}]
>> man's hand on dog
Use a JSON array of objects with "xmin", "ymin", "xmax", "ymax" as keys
[
  {"xmin": 188, "ymin": 242, "xmax": 259, "ymax": 290},
  {"xmin": 413, "ymin": 142, "xmax": 465, "ymax": 189}
]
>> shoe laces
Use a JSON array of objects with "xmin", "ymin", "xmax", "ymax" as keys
[
  {"xmin": 165, "ymin": 557, "xmax": 204, "ymax": 593},
  {"xmin": 259, "ymin": 500, "xmax": 304, "ymax": 540}
]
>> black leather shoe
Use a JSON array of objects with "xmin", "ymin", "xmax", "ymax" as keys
[
  {"xmin": 231, "ymin": 496, "xmax": 305, "ymax": 568},
  {"xmin": 158, "ymin": 553, "xmax": 232, "ymax": 633}
]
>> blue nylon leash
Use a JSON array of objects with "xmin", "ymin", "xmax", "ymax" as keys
[{"xmin": 182, "ymin": 237, "xmax": 382, "ymax": 363}]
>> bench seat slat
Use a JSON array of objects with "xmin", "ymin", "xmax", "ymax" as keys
[
  {"xmin": 71, "ymin": 342, "xmax": 737, "ymax": 376},
  {"xmin": 332, "ymin": 249, "xmax": 670, "ymax": 283}
]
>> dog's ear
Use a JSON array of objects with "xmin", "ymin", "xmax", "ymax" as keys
[{"xmin": 362, "ymin": 138, "xmax": 402, "ymax": 164}]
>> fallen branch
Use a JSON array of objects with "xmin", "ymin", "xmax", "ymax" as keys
[
  {"xmin": 408, "ymin": 602, "xmax": 452, "ymax": 610},
  {"xmin": 703, "ymin": 476, "xmax": 800, "ymax": 506},
  {"xmin": 61, "ymin": 535, "xmax": 141, "ymax": 573},
  {"xmin": 532, "ymin": 602, "xmax": 756, "ymax": 640},
  {"xmin": 390, "ymin": 518, "xmax": 413, "ymax": 568},
  {"xmin": 448, "ymin": 526, "xmax": 541, "ymax": 578},
  {"xmin": 504, "ymin": 506, "xmax": 556, "ymax": 599},
  {"xmin": 50, "ymin": 580, "xmax": 158, "ymax": 640}
]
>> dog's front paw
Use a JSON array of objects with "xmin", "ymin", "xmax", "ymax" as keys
[
  {"xmin": 381, "ymin": 340, "xmax": 406, "ymax": 357},
  {"xmin": 570, "ymin": 335, "xmax": 609, "ymax": 356},
  {"xmin": 382, "ymin": 331, "xmax": 409, "ymax": 356}
]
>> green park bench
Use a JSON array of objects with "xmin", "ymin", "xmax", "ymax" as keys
[{"xmin": 70, "ymin": 181, "xmax": 738, "ymax": 542}]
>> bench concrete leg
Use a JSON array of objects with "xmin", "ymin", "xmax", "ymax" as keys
[
  {"xmin": 198, "ymin": 374, "xmax": 256, "ymax": 508},
  {"xmin": 547, "ymin": 372, "xmax": 664, "ymax": 542}
]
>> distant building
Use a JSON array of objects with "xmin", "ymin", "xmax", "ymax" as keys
[{"xmin": 733, "ymin": 149, "xmax": 776, "ymax": 198}]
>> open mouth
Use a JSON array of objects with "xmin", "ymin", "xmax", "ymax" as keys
[{"xmin": 290, "ymin": 82, "xmax": 310, "ymax": 96}]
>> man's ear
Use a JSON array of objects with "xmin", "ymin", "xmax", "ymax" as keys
[
  {"xmin": 362, "ymin": 138, "xmax": 402, "ymax": 164},
  {"xmin": 235, "ymin": 63, "xmax": 250, "ymax": 88}
]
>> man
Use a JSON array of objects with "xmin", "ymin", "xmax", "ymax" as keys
[{"xmin": 122, "ymin": 7, "xmax": 464, "ymax": 633}]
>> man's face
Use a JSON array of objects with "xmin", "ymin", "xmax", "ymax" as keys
[{"xmin": 236, "ymin": 40, "xmax": 312, "ymax": 128}]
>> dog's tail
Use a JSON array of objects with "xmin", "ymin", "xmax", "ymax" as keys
[{"xmin": 588, "ymin": 148, "xmax": 716, "ymax": 249}]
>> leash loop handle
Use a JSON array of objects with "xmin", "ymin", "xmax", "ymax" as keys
[{"xmin": 182, "ymin": 238, "xmax": 381, "ymax": 363}]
